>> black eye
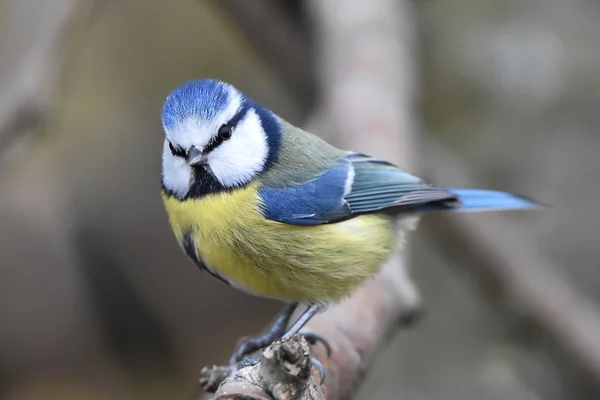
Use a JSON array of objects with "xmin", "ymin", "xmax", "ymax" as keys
[
  {"xmin": 168, "ymin": 142, "xmax": 185, "ymax": 158},
  {"xmin": 218, "ymin": 124, "xmax": 232, "ymax": 140}
]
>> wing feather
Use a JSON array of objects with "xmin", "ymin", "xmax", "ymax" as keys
[{"xmin": 258, "ymin": 153, "xmax": 458, "ymax": 225}]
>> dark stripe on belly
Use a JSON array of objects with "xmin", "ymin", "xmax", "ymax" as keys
[{"xmin": 182, "ymin": 232, "xmax": 230, "ymax": 286}]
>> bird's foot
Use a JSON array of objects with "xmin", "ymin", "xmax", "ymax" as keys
[
  {"xmin": 229, "ymin": 303, "xmax": 299, "ymax": 365},
  {"xmin": 232, "ymin": 356, "xmax": 326, "ymax": 384},
  {"xmin": 231, "ymin": 357, "xmax": 260, "ymax": 373},
  {"xmin": 229, "ymin": 336, "xmax": 273, "ymax": 366},
  {"xmin": 229, "ymin": 331, "xmax": 332, "ymax": 366}
]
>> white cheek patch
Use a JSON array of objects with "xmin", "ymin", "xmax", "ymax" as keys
[
  {"xmin": 208, "ymin": 109, "xmax": 269, "ymax": 188},
  {"xmin": 161, "ymin": 140, "xmax": 192, "ymax": 197}
]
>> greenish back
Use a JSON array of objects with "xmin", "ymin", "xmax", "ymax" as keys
[{"xmin": 257, "ymin": 119, "xmax": 347, "ymax": 188}]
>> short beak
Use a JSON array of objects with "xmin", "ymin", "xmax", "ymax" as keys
[{"xmin": 186, "ymin": 146, "xmax": 208, "ymax": 166}]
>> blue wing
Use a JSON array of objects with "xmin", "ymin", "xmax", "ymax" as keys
[
  {"xmin": 259, "ymin": 153, "xmax": 458, "ymax": 225},
  {"xmin": 343, "ymin": 154, "xmax": 458, "ymax": 214},
  {"xmin": 259, "ymin": 160, "xmax": 353, "ymax": 226},
  {"xmin": 259, "ymin": 152, "xmax": 543, "ymax": 225}
]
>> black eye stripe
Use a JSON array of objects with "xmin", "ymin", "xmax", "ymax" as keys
[
  {"xmin": 168, "ymin": 142, "xmax": 186, "ymax": 158},
  {"xmin": 228, "ymin": 102, "xmax": 250, "ymax": 127},
  {"xmin": 168, "ymin": 103, "xmax": 251, "ymax": 159},
  {"xmin": 203, "ymin": 104, "xmax": 250, "ymax": 154},
  {"xmin": 204, "ymin": 134, "xmax": 226, "ymax": 154}
]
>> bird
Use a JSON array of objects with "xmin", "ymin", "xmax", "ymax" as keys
[{"xmin": 160, "ymin": 78, "xmax": 542, "ymax": 378}]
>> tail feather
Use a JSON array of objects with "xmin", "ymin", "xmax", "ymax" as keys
[{"xmin": 414, "ymin": 188, "xmax": 544, "ymax": 212}]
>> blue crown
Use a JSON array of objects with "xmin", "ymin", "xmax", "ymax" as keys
[{"xmin": 161, "ymin": 79, "xmax": 233, "ymax": 131}]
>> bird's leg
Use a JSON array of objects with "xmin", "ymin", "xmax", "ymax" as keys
[
  {"xmin": 282, "ymin": 303, "xmax": 321, "ymax": 339},
  {"xmin": 229, "ymin": 302, "xmax": 298, "ymax": 365},
  {"xmin": 231, "ymin": 304, "xmax": 330, "ymax": 383},
  {"xmin": 286, "ymin": 304, "xmax": 332, "ymax": 356}
]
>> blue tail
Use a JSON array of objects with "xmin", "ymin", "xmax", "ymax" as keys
[{"xmin": 415, "ymin": 188, "xmax": 544, "ymax": 212}]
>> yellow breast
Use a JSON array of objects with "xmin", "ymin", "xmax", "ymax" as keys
[{"xmin": 162, "ymin": 183, "xmax": 396, "ymax": 302}]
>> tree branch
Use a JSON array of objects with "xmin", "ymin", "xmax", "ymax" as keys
[{"xmin": 201, "ymin": 335, "xmax": 324, "ymax": 400}]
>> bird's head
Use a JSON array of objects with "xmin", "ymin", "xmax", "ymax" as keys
[{"xmin": 160, "ymin": 79, "xmax": 280, "ymax": 199}]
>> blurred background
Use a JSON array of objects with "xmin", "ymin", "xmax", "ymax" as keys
[{"xmin": 1, "ymin": 0, "xmax": 599, "ymax": 399}]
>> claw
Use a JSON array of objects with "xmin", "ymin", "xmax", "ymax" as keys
[
  {"xmin": 300, "ymin": 332, "xmax": 332, "ymax": 358},
  {"xmin": 310, "ymin": 356, "xmax": 326, "ymax": 384},
  {"xmin": 228, "ymin": 303, "xmax": 299, "ymax": 365},
  {"xmin": 232, "ymin": 355, "xmax": 326, "ymax": 384},
  {"xmin": 231, "ymin": 357, "xmax": 260, "ymax": 374},
  {"xmin": 229, "ymin": 338, "xmax": 263, "ymax": 365}
]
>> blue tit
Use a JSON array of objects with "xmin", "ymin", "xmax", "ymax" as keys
[{"xmin": 160, "ymin": 79, "xmax": 542, "ymax": 370}]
